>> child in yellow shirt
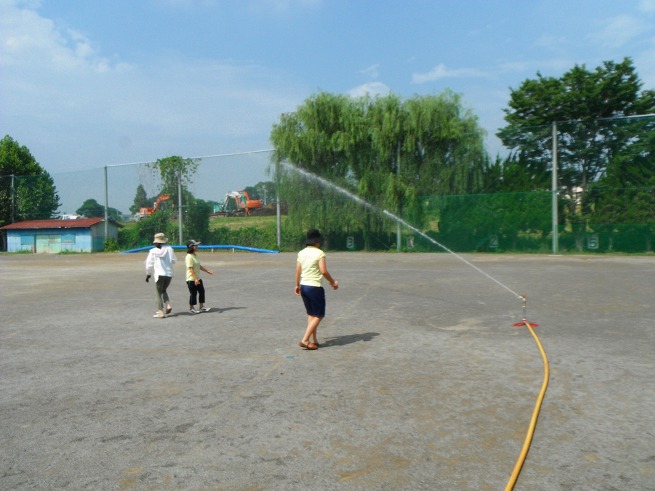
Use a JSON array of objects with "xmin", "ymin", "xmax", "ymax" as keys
[{"xmin": 295, "ymin": 229, "xmax": 338, "ymax": 350}]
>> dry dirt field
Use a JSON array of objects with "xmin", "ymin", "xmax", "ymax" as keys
[{"xmin": 1, "ymin": 252, "xmax": 654, "ymax": 490}]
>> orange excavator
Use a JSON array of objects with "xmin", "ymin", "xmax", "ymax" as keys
[
  {"xmin": 139, "ymin": 194, "xmax": 170, "ymax": 218},
  {"xmin": 239, "ymin": 190, "xmax": 263, "ymax": 215},
  {"xmin": 214, "ymin": 190, "xmax": 263, "ymax": 216}
]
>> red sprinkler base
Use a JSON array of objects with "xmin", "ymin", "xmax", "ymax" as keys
[{"xmin": 513, "ymin": 319, "xmax": 539, "ymax": 327}]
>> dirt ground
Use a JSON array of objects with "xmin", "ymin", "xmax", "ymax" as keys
[{"xmin": 1, "ymin": 251, "xmax": 654, "ymax": 490}]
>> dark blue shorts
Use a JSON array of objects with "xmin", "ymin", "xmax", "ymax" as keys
[{"xmin": 300, "ymin": 285, "xmax": 326, "ymax": 318}]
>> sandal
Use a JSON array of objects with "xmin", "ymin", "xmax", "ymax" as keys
[{"xmin": 299, "ymin": 341, "xmax": 318, "ymax": 350}]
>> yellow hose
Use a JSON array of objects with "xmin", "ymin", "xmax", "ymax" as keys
[{"xmin": 504, "ymin": 320, "xmax": 550, "ymax": 491}]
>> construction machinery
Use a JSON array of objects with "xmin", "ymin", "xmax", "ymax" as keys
[
  {"xmin": 213, "ymin": 190, "xmax": 263, "ymax": 216},
  {"xmin": 139, "ymin": 194, "xmax": 170, "ymax": 218}
]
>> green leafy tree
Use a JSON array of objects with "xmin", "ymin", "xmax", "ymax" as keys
[
  {"xmin": 586, "ymin": 125, "xmax": 655, "ymax": 251},
  {"xmin": 244, "ymin": 181, "xmax": 275, "ymax": 204},
  {"xmin": 184, "ymin": 198, "xmax": 213, "ymax": 242},
  {"xmin": 134, "ymin": 208, "xmax": 177, "ymax": 247},
  {"xmin": 271, "ymin": 91, "xmax": 487, "ymax": 249},
  {"xmin": 497, "ymin": 58, "xmax": 655, "ymax": 250},
  {"xmin": 76, "ymin": 198, "xmax": 122, "ymax": 221},
  {"xmin": 129, "ymin": 184, "xmax": 151, "ymax": 215},
  {"xmin": 0, "ymin": 135, "xmax": 60, "ymax": 225},
  {"xmin": 133, "ymin": 155, "xmax": 202, "ymax": 245},
  {"xmin": 149, "ymin": 155, "xmax": 199, "ymax": 206}
]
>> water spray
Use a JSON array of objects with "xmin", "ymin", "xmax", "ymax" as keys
[
  {"xmin": 282, "ymin": 161, "xmax": 524, "ymax": 302},
  {"xmin": 380, "ymin": 208, "xmax": 524, "ymax": 301}
]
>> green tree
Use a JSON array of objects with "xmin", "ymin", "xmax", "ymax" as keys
[
  {"xmin": 245, "ymin": 181, "xmax": 275, "ymax": 204},
  {"xmin": 76, "ymin": 199, "xmax": 104, "ymax": 218},
  {"xmin": 76, "ymin": 198, "xmax": 122, "ymax": 221},
  {"xmin": 586, "ymin": 125, "xmax": 655, "ymax": 251},
  {"xmin": 183, "ymin": 198, "xmax": 212, "ymax": 242},
  {"xmin": 129, "ymin": 184, "xmax": 151, "ymax": 215},
  {"xmin": 497, "ymin": 58, "xmax": 655, "ymax": 250},
  {"xmin": 134, "ymin": 208, "xmax": 178, "ymax": 247},
  {"xmin": 149, "ymin": 155, "xmax": 199, "ymax": 206},
  {"xmin": 271, "ymin": 91, "xmax": 487, "ymax": 249},
  {"xmin": 0, "ymin": 135, "xmax": 60, "ymax": 225},
  {"xmin": 134, "ymin": 155, "xmax": 202, "ymax": 245}
]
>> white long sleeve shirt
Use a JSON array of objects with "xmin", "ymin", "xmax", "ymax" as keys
[{"xmin": 145, "ymin": 245, "xmax": 176, "ymax": 281}]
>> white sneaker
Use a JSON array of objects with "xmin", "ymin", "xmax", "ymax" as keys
[
  {"xmin": 200, "ymin": 307, "xmax": 211, "ymax": 312},
  {"xmin": 188, "ymin": 309, "xmax": 200, "ymax": 315}
]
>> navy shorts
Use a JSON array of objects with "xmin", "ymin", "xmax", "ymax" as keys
[{"xmin": 300, "ymin": 285, "xmax": 326, "ymax": 318}]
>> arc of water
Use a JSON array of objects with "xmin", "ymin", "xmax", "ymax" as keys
[{"xmin": 281, "ymin": 161, "xmax": 524, "ymax": 302}]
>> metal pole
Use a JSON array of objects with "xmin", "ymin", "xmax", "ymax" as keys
[
  {"xmin": 104, "ymin": 166, "xmax": 109, "ymax": 242},
  {"xmin": 396, "ymin": 146, "xmax": 401, "ymax": 252},
  {"xmin": 275, "ymin": 160, "xmax": 281, "ymax": 249},
  {"xmin": 10, "ymin": 174, "xmax": 15, "ymax": 223},
  {"xmin": 177, "ymin": 171, "xmax": 183, "ymax": 244},
  {"xmin": 551, "ymin": 122, "xmax": 559, "ymax": 255}
]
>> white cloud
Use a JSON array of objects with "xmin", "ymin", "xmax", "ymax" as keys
[
  {"xmin": 411, "ymin": 63, "xmax": 487, "ymax": 84},
  {"xmin": 0, "ymin": 0, "xmax": 305, "ymax": 175},
  {"xmin": 589, "ymin": 14, "xmax": 648, "ymax": 48},
  {"xmin": 347, "ymin": 82, "xmax": 391, "ymax": 98},
  {"xmin": 0, "ymin": 1, "xmax": 127, "ymax": 74}
]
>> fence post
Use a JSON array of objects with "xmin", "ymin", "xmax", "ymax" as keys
[
  {"xmin": 276, "ymin": 160, "xmax": 281, "ymax": 250},
  {"xmin": 177, "ymin": 171, "xmax": 183, "ymax": 245},
  {"xmin": 551, "ymin": 122, "xmax": 559, "ymax": 255},
  {"xmin": 104, "ymin": 166, "xmax": 109, "ymax": 240}
]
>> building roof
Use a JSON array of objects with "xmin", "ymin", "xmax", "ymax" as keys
[{"xmin": 1, "ymin": 218, "xmax": 122, "ymax": 230}]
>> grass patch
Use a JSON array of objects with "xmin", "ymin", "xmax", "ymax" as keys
[{"xmin": 209, "ymin": 215, "xmax": 277, "ymax": 232}]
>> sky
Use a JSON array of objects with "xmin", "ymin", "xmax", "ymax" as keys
[{"xmin": 2, "ymin": 0, "xmax": 655, "ymax": 213}]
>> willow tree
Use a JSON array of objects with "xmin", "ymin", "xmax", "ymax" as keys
[{"xmin": 271, "ymin": 91, "xmax": 487, "ymax": 249}]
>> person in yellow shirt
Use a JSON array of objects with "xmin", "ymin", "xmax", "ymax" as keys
[
  {"xmin": 295, "ymin": 229, "xmax": 338, "ymax": 350},
  {"xmin": 185, "ymin": 240, "xmax": 214, "ymax": 314}
]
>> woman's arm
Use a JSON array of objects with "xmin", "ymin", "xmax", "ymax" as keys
[
  {"xmin": 295, "ymin": 261, "xmax": 302, "ymax": 295},
  {"xmin": 319, "ymin": 257, "xmax": 338, "ymax": 290}
]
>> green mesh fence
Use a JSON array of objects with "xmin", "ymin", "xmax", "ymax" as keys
[
  {"xmin": 2, "ymin": 113, "xmax": 654, "ymax": 253},
  {"xmin": 3, "ymin": 165, "xmax": 655, "ymax": 253},
  {"xmin": 276, "ymin": 166, "xmax": 655, "ymax": 253}
]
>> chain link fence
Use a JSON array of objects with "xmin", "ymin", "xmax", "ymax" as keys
[{"xmin": 2, "ymin": 114, "xmax": 654, "ymax": 253}]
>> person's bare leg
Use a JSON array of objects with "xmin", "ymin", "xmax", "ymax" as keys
[
  {"xmin": 311, "ymin": 320, "xmax": 321, "ymax": 345},
  {"xmin": 301, "ymin": 315, "xmax": 321, "ymax": 347}
]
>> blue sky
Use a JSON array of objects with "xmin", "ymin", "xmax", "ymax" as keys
[{"xmin": 2, "ymin": 0, "xmax": 655, "ymax": 180}]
